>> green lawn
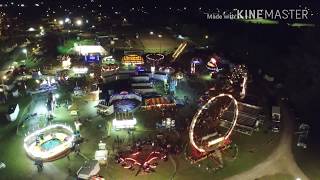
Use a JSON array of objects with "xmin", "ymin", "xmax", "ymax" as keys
[
  {"xmin": 0, "ymin": 73, "xmax": 281, "ymax": 180},
  {"xmin": 0, "ymin": 95, "xmax": 32, "ymax": 138},
  {"xmin": 138, "ymin": 34, "xmax": 180, "ymax": 54},
  {"xmin": 173, "ymin": 129, "xmax": 280, "ymax": 180},
  {"xmin": 57, "ymin": 39, "xmax": 96, "ymax": 55}
]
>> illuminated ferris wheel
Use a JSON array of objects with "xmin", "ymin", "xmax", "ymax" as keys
[{"xmin": 189, "ymin": 94, "xmax": 239, "ymax": 153}]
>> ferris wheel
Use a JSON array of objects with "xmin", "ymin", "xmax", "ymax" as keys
[{"xmin": 189, "ymin": 93, "xmax": 239, "ymax": 153}]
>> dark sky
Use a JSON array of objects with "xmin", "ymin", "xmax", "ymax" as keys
[{"xmin": 1, "ymin": 0, "xmax": 318, "ymax": 23}]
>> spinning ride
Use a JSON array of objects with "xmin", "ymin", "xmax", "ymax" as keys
[{"xmin": 24, "ymin": 124, "xmax": 75, "ymax": 161}]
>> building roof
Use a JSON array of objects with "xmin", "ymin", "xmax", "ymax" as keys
[
  {"xmin": 78, "ymin": 160, "xmax": 99, "ymax": 175},
  {"xmin": 74, "ymin": 45, "xmax": 107, "ymax": 56},
  {"xmin": 272, "ymin": 106, "xmax": 280, "ymax": 114}
]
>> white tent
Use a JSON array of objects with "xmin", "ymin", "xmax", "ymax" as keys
[{"xmin": 74, "ymin": 45, "xmax": 107, "ymax": 56}]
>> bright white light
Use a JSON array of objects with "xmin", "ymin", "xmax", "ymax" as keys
[
  {"xmin": 51, "ymin": 78, "xmax": 56, "ymax": 84},
  {"xmin": 58, "ymin": 20, "xmax": 64, "ymax": 25},
  {"xmin": 22, "ymin": 49, "xmax": 27, "ymax": 54},
  {"xmin": 74, "ymin": 45, "xmax": 107, "ymax": 56},
  {"xmin": 149, "ymin": 31, "xmax": 154, "ymax": 35},
  {"xmin": 37, "ymin": 104, "xmax": 48, "ymax": 115},
  {"xmin": 151, "ymin": 66, "xmax": 155, "ymax": 73},
  {"xmin": 113, "ymin": 118, "xmax": 137, "ymax": 129},
  {"xmin": 178, "ymin": 35, "xmax": 184, "ymax": 39},
  {"xmin": 65, "ymin": 17, "xmax": 71, "ymax": 23},
  {"xmin": 158, "ymin": 34, "xmax": 163, "ymax": 38},
  {"xmin": 62, "ymin": 57, "xmax": 71, "ymax": 69},
  {"xmin": 54, "ymin": 94, "xmax": 60, "ymax": 99},
  {"xmin": 75, "ymin": 19, "xmax": 83, "ymax": 26},
  {"xmin": 240, "ymin": 75, "xmax": 247, "ymax": 98},
  {"xmin": 27, "ymin": 27, "xmax": 36, "ymax": 32},
  {"xmin": 72, "ymin": 67, "xmax": 88, "ymax": 74}
]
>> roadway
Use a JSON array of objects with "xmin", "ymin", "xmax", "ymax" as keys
[{"xmin": 226, "ymin": 101, "xmax": 308, "ymax": 180}]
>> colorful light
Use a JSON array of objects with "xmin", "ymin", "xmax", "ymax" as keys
[
  {"xmin": 189, "ymin": 94, "xmax": 239, "ymax": 153},
  {"xmin": 23, "ymin": 124, "xmax": 75, "ymax": 161}
]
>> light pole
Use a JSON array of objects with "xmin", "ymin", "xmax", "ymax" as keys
[
  {"xmin": 2, "ymin": 75, "xmax": 6, "ymax": 86},
  {"xmin": 75, "ymin": 19, "xmax": 83, "ymax": 27},
  {"xmin": 2, "ymin": 76, "xmax": 7, "ymax": 99},
  {"xmin": 22, "ymin": 48, "xmax": 28, "ymax": 62},
  {"xmin": 158, "ymin": 34, "xmax": 162, "ymax": 53}
]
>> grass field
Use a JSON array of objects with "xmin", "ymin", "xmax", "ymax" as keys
[
  {"xmin": 138, "ymin": 34, "xmax": 180, "ymax": 54},
  {"xmin": 0, "ymin": 95, "xmax": 32, "ymax": 138},
  {"xmin": 0, "ymin": 74, "xmax": 281, "ymax": 180},
  {"xmin": 173, "ymin": 129, "xmax": 280, "ymax": 180},
  {"xmin": 57, "ymin": 39, "xmax": 96, "ymax": 55}
]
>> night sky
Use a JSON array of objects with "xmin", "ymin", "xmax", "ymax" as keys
[{"xmin": 1, "ymin": 0, "xmax": 318, "ymax": 22}]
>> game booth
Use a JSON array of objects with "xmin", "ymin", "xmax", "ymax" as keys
[
  {"xmin": 122, "ymin": 54, "xmax": 144, "ymax": 65},
  {"xmin": 142, "ymin": 97, "xmax": 175, "ymax": 110}
]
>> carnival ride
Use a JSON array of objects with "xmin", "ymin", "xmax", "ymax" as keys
[
  {"xmin": 146, "ymin": 53, "xmax": 165, "ymax": 64},
  {"xmin": 158, "ymin": 66, "xmax": 175, "ymax": 75},
  {"xmin": 117, "ymin": 142, "xmax": 167, "ymax": 175},
  {"xmin": 228, "ymin": 64, "xmax": 248, "ymax": 99},
  {"xmin": 206, "ymin": 57, "xmax": 218, "ymax": 72},
  {"xmin": 23, "ymin": 124, "xmax": 75, "ymax": 161},
  {"xmin": 172, "ymin": 42, "xmax": 187, "ymax": 61},
  {"xmin": 188, "ymin": 94, "xmax": 239, "ymax": 162},
  {"xmin": 109, "ymin": 92, "xmax": 142, "ymax": 113},
  {"xmin": 191, "ymin": 57, "xmax": 203, "ymax": 74},
  {"xmin": 101, "ymin": 64, "xmax": 120, "ymax": 76}
]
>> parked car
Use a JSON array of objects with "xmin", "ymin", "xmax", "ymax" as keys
[
  {"xmin": 297, "ymin": 135, "xmax": 307, "ymax": 149},
  {"xmin": 272, "ymin": 124, "xmax": 280, "ymax": 133}
]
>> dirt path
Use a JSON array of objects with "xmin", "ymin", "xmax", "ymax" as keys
[
  {"xmin": 169, "ymin": 155, "xmax": 177, "ymax": 180},
  {"xmin": 226, "ymin": 102, "xmax": 308, "ymax": 180}
]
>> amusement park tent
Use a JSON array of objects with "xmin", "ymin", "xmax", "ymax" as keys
[
  {"xmin": 5, "ymin": 104, "xmax": 20, "ymax": 121},
  {"xmin": 144, "ymin": 97, "xmax": 175, "ymax": 109},
  {"xmin": 74, "ymin": 45, "xmax": 107, "ymax": 56}
]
